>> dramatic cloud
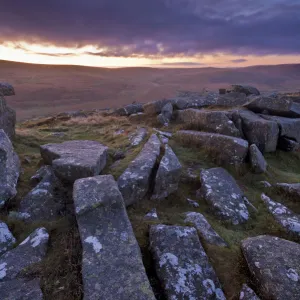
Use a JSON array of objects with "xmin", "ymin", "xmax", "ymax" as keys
[
  {"xmin": 230, "ymin": 59, "xmax": 248, "ymax": 63},
  {"xmin": 0, "ymin": 0, "xmax": 300, "ymax": 58}
]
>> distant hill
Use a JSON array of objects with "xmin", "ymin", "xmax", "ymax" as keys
[{"xmin": 1, "ymin": 60, "xmax": 300, "ymax": 120}]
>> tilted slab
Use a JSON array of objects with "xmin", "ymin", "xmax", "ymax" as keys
[
  {"xmin": 184, "ymin": 212, "xmax": 227, "ymax": 247},
  {"xmin": 0, "ymin": 221, "xmax": 16, "ymax": 256},
  {"xmin": 19, "ymin": 167, "xmax": 65, "ymax": 221},
  {"xmin": 73, "ymin": 175, "xmax": 155, "ymax": 300},
  {"xmin": 152, "ymin": 145, "xmax": 182, "ymax": 200},
  {"xmin": 118, "ymin": 134, "xmax": 161, "ymax": 206},
  {"xmin": 0, "ymin": 228, "xmax": 49, "ymax": 281},
  {"xmin": 150, "ymin": 224, "xmax": 226, "ymax": 299},
  {"xmin": 261, "ymin": 194, "xmax": 300, "ymax": 236},
  {"xmin": 40, "ymin": 140, "xmax": 108, "ymax": 182},
  {"xmin": 197, "ymin": 168, "xmax": 249, "ymax": 225},
  {"xmin": 176, "ymin": 130, "xmax": 248, "ymax": 166},
  {"xmin": 242, "ymin": 235, "xmax": 300, "ymax": 300},
  {"xmin": 0, "ymin": 129, "xmax": 20, "ymax": 207}
]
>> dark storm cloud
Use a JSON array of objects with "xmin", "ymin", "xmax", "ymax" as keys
[
  {"xmin": 0, "ymin": 0, "xmax": 300, "ymax": 57},
  {"xmin": 230, "ymin": 59, "xmax": 248, "ymax": 63}
]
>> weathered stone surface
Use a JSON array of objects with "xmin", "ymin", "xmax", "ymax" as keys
[
  {"xmin": 144, "ymin": 208, "xmax": 159, "ymax": 220},
  {"xmin": 242, "ymin": 235, "xmax": 300, "ymax": 300},
  {"xmin": 0, "ymin": 130, "xmax": 20, "ymax": 208},
  {"xmin": 143, "ymin": 99, "xmax": 173, "ymax": 115},
  {"xmin": 260, "ymin": 115, "xmax": 300, "ymax": 143},
  {"xmin": 152, "ymin": 145, "xmax": 182, "ymax": 200},
  {"xmin": 276, "ymin": 183, "xmax": 300, "ymax": 199},
  {"xmin": 118, "ymin": 134, "xmax": 161, "ymax": 206},
  {"xmin": 239, "ymin": 110, "xmax": 279, "ymax": 152},
  {"xmin": 0, "ymin": 221, "xmax": 16, "ymax": 256},
  {"xmin": 19, "ymin": 167, "xmax": 65, "ymax": 221},
  {"xmin": 231, "ymin": 85, "xmax": 260, "ymax": 96},
  {"xmin": 116, "ymin": 103, "xmax": 143, "ymax": 116},
  {"xmin": 128, "ymin": 112, "xmax": 145, "ymax": 122},
  {"xmin": 176, "ymin": 130, "xmax": 249, "ymax": 166},
  {"xmin": 239, "ymin": 284, "xmax": 260, "ymax": 300},
  {"xmin": 157, "ymin": 102, "xmax": 173, "ymax": 126},
  {"xmin": 184, "ymin": 212, "xmax": 228, "ymax": 247},
  {"xmin": 197, "ymin": 168, "xmax": 249, "ymax": 224},
  {"xmin": 40, "ymin": 140, "xmax": 108, "ymax": 182},
  {"xmin": 261, "ymin": 193, "xmax": 300, "ymax": 236},
  {"xmin": 150, "ymin": 224, "xmax": 226, "ymax": 300},
  {"xmin": 245, "ymin": 96, "xmax": 300, "ymax": 118},
  {"xmin": 0, "ymin": 96, "xmax": 16, "ymax": 139},
  {"xmin": 216, "ymin": 92, "xmax": 248, "ymax": 106},
  {"xmin": 73, "ymin": 175, "xmax": 155, "ymax": 300},
  {"xmin": 249, "ymin": 144, "xmax": 267, "ymax": 174},
  {"xmin": 0, "ymin": 83, "xmax": 15, "ymax": 96},
  {"xmin": 0, "ymin": 278, "xmax": 43, "ymax": 300},
  {"xmin": 0, "ymin": 228, "xmax": 49, "ymax": 281},
  {"xmin": 129, "ymin": 127, "xmax": 148, "ymax": 146},
  {"xmin": 177, "ymin": 109, "xmax": 241, "ymax": 137}
]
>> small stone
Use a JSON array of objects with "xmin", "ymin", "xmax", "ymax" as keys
[
  {"xmin": 129, "ymin": 127, "xmax": 148, "ymax": 146},
  {"xmin": 144, "ymin": 208, "xmax": 159, "ymax": 220},
  {"xmin": 187, "ymin": 198, "xmax": 200, "ymax": 208},
  {"xmin": 239, "ymin": 284, "xmax": 260, "ymax": 300}
]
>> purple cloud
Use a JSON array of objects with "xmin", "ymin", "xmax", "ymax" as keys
[
  {"xmin": 230, "ymin": 59, "xmax": 248, "ymax": 63},
  {"xmin": 0, "ymin": 0, "xmax": 299, "ymax": 57}
]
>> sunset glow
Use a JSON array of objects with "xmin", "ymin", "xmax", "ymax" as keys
[{"xmin": 1, "ymin": 42, "xmax": 300, "ymax": 68}]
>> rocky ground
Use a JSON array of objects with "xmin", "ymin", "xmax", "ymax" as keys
[{"xmin": 1, "ymin": 83, "xmax": 300, "ymax": 299}]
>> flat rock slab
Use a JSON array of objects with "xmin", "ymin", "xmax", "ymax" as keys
[
  {"xmin": 0, "ymin": 228, "xmax": 49, "ymax": 281},
  {"xmin": 0, "ymin": 96, "xmax": 16, "ymax": 139},
  {"xmin": 0, "ymin": 83, "xmax": 15, "ymax": 96},
  {"xmin": 249, "ymin": 144, "xmax": 267, "ymax": 174},
  {"xmin": 261, "ymin": 194, "xmax": 300, "ymax": 236},
  {"xmin": 118, "ymin": 134, "xmax": 161, "ymax": 206},
  {"xmin": 0, "ymin": 221, "xmax": 16, "ymax": 256},
  {"xmin": 245, "ymin": 96, "xmax": 300, "ymax": 118},
  {"xmin": 177, "ymin": 109, "xmax": 241, "ymax": 137},
  {"xmin": 197, "ymin": 168, "xmax": 249, "ymax": 225},
  {"xmin": 19, "ymin": 167, "xmax": 65, "ymax": 221},
  {"xmin": 242, "ymin": 235, "xmax": 300, "ymax": 300},
  {"xmin": 239, "ymin": 284, "xmax": 260, "ymax": 300},
  {"xmin": 0, "ymin": 130, "xmax": 20, "ymax": 207},
  {"xmin": 276, "ymin": 183, "xmax": 300, "ymax": 199},
  {"xmin": 176, "ymin": 130, "xmax": 248, "ymax": 166},
  {"xmin": 0, "ymin": 278, "xmax": 43, "ymax": 300},
  {"xmin": 184, "ymin": 212, "xmax": 227, "ymax": 247},
  {"xmin": 150, "ymin": 224, "xmax": 226, "ymax": 300},
  {"xmin": 40, "ymin": 140, "xmax": 108, "ymax": 182},
  {"xmin": 152, "ymin": 145, "xmax": 182, "ymax": 200},
  {"xmin": 239, "ymin": 110, "xmax": 279, "ymax": 153},
  {"xmin": 73, "ymin": 175, "xmax": 155, "ymax": 300}
]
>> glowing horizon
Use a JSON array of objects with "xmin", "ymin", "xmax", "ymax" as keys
[{"xmin": 1, "ymin": 41, "xmax": 300, "ymax": 68}]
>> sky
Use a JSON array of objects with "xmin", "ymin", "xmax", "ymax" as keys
[{"xmin": 0, "ymin": 0, "xmax": 300, "ymax": 68}]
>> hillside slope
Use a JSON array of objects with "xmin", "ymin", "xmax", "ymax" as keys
[{"xmin": 1, "ymin": 60, "xmax": 300, "ymax": 120}]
